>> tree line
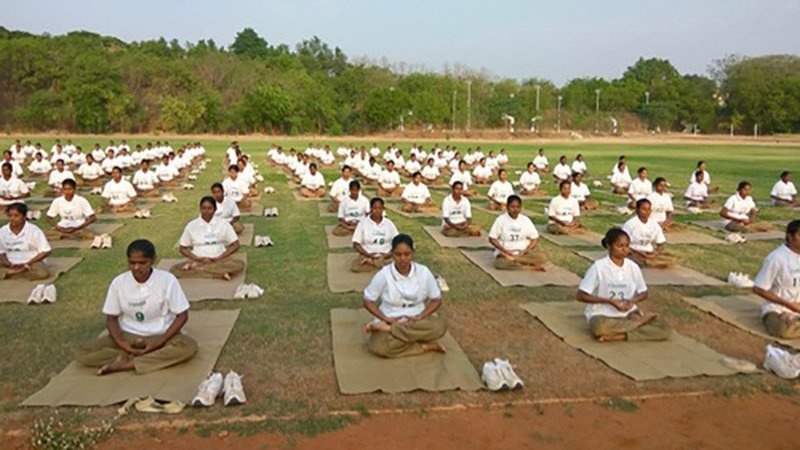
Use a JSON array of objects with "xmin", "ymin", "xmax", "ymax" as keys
[{"xmin": 0, "ymin": 26, "xmax": 797, "ymax": 135}]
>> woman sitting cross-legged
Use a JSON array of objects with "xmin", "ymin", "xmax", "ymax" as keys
[
  {"xmin": 74, "ymin": 239, "xmax": 198, "ymax": 375},
  {"xmin": 576, "ymin": 228, "xmax": 672, "ymax": 342},
  {"xmin": 622, "ymin": 198, "xmax": 677, "ymax": 269},
  {"xmin": 401, "ymin": 172, "xmax": 436, "ymax": 213},
  {"xmin": 363, "ymin": 233, "xmax": 447, "ymax": 358},
  {"xmin": 101, "ymin": 166, "xmax": 138, "ymax": 213},
  {"xmin": 647, "ymin": 177, "xmax": 683, "ymax": 232},
  {"xmin": 45, "ymin": 179, "xmax": 97, "ymax": 241},
  {"xmin": 488, "ymin": 195, "xmax": 548, "ymax": 271},
  {"xmin": 351, "ymin": 197, "xmax": 398, "ymax": 272},
  {"xmin": 441, "ymin": 181, "xmax": 480, "ymax": 237},
  {"xmin": 487, "ymin": 169, "xmax": 515, "ymax": 211},
  {"xmin": 333, "ymin": 180, "xmax": 369, "ymax": 236},
  {"xmin": 170, "ymin": 196, "xmax": 244, "ymax": 280},
  {"xmin": 0, "ymin": 202, "xmax": 52, "ymax": 280},
  {"xmin": 519, "ymin": 162, "xmax": 545, "ymax": 196},
  {"xmin": 753, "ymin": 220, "xmax": 800, "ymax": 339},
  {"xmin": 546, "ymin": 181, "xmax": 583, "ymax": 235}
]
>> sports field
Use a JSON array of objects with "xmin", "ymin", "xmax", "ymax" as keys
[{"xmin": 2, "ymin": 136, "xmax": 800, "ymax": 448}]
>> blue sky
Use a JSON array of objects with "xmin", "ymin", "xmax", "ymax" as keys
[{"xmin": 4, "ymin": 0, "xmax": 799, "ymax": 85}]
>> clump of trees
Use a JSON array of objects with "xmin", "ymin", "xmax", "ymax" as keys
[{"xmin": 0, "ymin": 26, "xmax": 797, "ymax": 135}]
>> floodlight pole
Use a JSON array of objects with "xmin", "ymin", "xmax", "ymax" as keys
[
  {"xmin": 594, "ymin": 89, "xmax": 601, "ymax": 133},
  {"xmin": 452, "ymin": 90, "xmax": 457, "ymax": 132},
  {"xmin": 535, "ymin": 84, "xmax": 541, "ymax": 112},
  {"xmin": 466, "ymin": 80, "xmax": 472, "ymax": 132},
  {"xmin": 557, "ymin": 95, "xmax": 562, "ymax": 134}
]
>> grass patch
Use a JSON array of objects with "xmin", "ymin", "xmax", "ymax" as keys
[{"xmin": 602, "ymin": 396, "xmax": 640, "ymax": 412}]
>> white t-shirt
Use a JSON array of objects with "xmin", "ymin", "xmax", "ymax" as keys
[
  {"xmin": 352, "ymin": 216, "xmax": 398, "ymax": 254},
  {"xmin": 48, "ymin": 169, "xmax": 75, "ymax": 187},
  {"xmin": 101, "ymin": 179, "xmax": 137, "ymax": 206},
  {"xmin": 76, "ymin": 162, "xmax": 104, "ymax": 180},
  {"xmin": 571, "ymin": 160, "xmax": 588, "ymax": 174},
  {"xmin": 338, "ymin": 194, "xmax": 370, "ymax": 221},
  {"xmin": 771, "ymin": 180, "xmax": 797, "ymax": 202},
  {"xmin": 684, "ymin": 181, "xmax": 708, "ymax": 202},
  {"xmin": 46, "ymin": 195, "xmax": 94, "ymax": 228},
  {"xmin": 579, "ymin": 256, "xmax": 647, "ymax": 321},
  {"xmin": 363, "ymin": 262, "xmax": 441, "ymax": 318},
  {"xmin": 533, "ymin": 155, "xmax": 549, "ymax": 170},
  {"xmin": 155, "ymin": 163, "xmax": 179, "ymax": 182},
  {"xmin": 301, "ymin": 172, "xmax": 325, "ymax": 191},
  {"xmin": 570, "ymin": 182, "xmax": 591, "ymax": 202},
  {"xmin": 402, "ymin": 182, "xmax": 431, "ymax": 204},
  {"xmin": 488, "ymin": 212, "xmax": 540, "ymax": 255},
  {"xmin": 647, "ymin": 192, "xmax": 674, "ymax": 224},
  {"xmin": 365, "ymin": 164, "xmax": 382, "ymax": 180},
  {"xmin": 0, "ymin": 176, "xmax": 30, "ymax": 205},
  {"xmin": 421, "ymin": 165, "xmax": 440, "ymax": 180},
  {"xmin": 28, "ymin": 159, "xmax": 52, "ymax": 175},
  {"xmin": 553, "ymin": 163, "xmax": 572, "ymax": 181},
  {"xmin": 404, "ymin": 160, "xmax": 421, "ymax": 174},
  {"xmin": 214, "ymin": 197, "xmax": 241, "ymax": 222},
  {"xmin": 722, "ymin": 193, "xmax": 757, "ymax": 224},
  {"xmin": 473, "ymin": 165, "xmax": 493, "ymax": 180},
  {"xmin": 628, "ymin": 178, "xmax": 652, "ymax": 200},
  {"xmin": 222, "ymin": 177, "xmax": 248, "ymax": 203},
  {"xmin": 520, "ymin": 171, "xmax": 541, "ymax": 191},
  {"xmin": 449, "ymin": 170, "xmax": 473, "ymax": 189},
  {"xmin": 179, "ymin": 216, "xmax": 238, "ymax": 259},
  {"xmin": 0, "ymin": 222, "xmax": 51, "ymax": 265},
  {"xmin": 442, "ymin": 194, "xmax": 472, "ymax": 226},
  {"xmin": 689, "ymin": 170, "xmax": 711, "ymax": 185},
  {"xmin": 547, "ymin": 195, "xmax": 581, "ymax": 224},
  {"xmin": 330, "ymin": 177, "xmax": 352, "ymax": 202},
  {"xmin": 132, "ymin": 170, "xmax": 159, "ymax": 190},
  {"xmin": 755, "ymin": 244, "xmax": 800, "ymax": 317},
  {"xmin": 379, "ymin": 170, "xmax": 401, "ymax": 189},
  {"xmin": 488, "ymin": 180, "xmax": 515, "ymax": 204},
  {"xmin": 622, "ymin": 216, "xmax": 666, "ymax": 253},
  {"xmin": 102, "ymin": 269, "xmax": 190, "ymax": 336}
]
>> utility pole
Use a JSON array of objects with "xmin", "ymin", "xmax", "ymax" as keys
[
  {"xmin": 451, "ymin": 90, "xmax": 457, "ymax": 132},
  {"xmin": 557, "ymin": 95, "xmax": 562, "ymax": 134},
  {"xmin": 466, "ymin": 80, "xmax": 472, "ymax": 132},
  {"xmin": 594, "ymin": 89, "xmax": 601, "ymax": 133},
  {"xmin": 535, "ymin": 84, "xmax": 541, "ymax": 112}
]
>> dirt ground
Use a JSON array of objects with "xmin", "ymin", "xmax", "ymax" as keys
[{"xmin": 4, "ymin": 393, "xmax": 793, "ymax": 449}]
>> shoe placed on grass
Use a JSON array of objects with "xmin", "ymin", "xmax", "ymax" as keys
[
  {"xmin": 26, "ymin": 181, "xmax": 37, "ymax": 190},
  {"xmin": 27, "ymin": 284, "xmax": 45, "ymax": 305},
  {"xmin": 255, "ymin": 175, "xmax": 264, "ymax": 182},
  {"xmin": 616, "ymin": 205, "xmax": 633, "ymax": 215},
  {"xmin": 254, "ymin": 236, "xmax": 263, "ymax": 247},
  {"xmin": 763, "ymin": 345, "xmax": 800, "ymax": 379},
  {"xmin": 437, "ymin": 276, "xmax": 450, "ymax": 292},
  {"xmin": 41, "ymin": 284, "xmax": 57, "ymax": 304},
  {"xmin": 223, "ymin": 371, "xmax": 246, "ymax": 406},
  {"xmin": 262, "ymin": 236, "xmax": 274, "ymax": 247},
  {"xmin": 481, "ymin": 361, "xmax": 508, "ymax": 391},
  {"xmin": 592, "ymin": 180, "xmax": 603, "ymax": 187},
  {"xmin": 686, "ymin": 206, "xmax": 703, "ymax": 214},
  {"xmin": 725, "ymin": 233, "xmax": 746, "ymax": 244},
  {"xmin": 494, "ymin": 358, "xmax": 523, "ymax": 390},
  {"xmin": 234, "ymin": 284, "xmax": 249, "ymax": 299},
  {"xmin": 192, "ymin": 372, "xmax": 224, "ymax": 407},
  {"xmin": 182, "ymin": 183, "xmax": 194, "ymax": 190},
  {"xmin": 91, "ymin": 235, "xmax": 103, "ymax": 249},
  {"xmin": 188, "ymin": 175, "xmax": 197, "ymax": 181},
  {"xmin": 90, "ymin": 187, "xmax": 103, "ymax": 195},
  {"xmin": 101, "ymin": 234, "xmax": 112, "ymax": 249},
  {"xmin": 248, "ymin": 284, "xmax": 264, "ymax": 298}
]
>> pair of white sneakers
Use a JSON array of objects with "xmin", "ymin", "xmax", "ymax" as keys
[
  {"xmin": 187, "ymin": 175, "xmax": 198, "ymax": 181},
  {"xmin": 133, "ymin": 209, "xmax": 151, "ymax": 219},
  {"xmin": 616, "ymin": 205, "xmax": 634, "ymax": 215},
  {"xmin": 192, "ymin": 371, "xmax": 246, "ymax": 407},
  {"xmin": 26, "ymin": 181, "xmax": 36, "ymax": 190},
  {"xmin": 234, "ymin": 283, "xmax": 264, "ymax": 299},
  {"xmin": 263, "ymin": 186, "xmax": 276, "ymax": 194},
  {"xmin": 190, "ymin": 169, "xmax": 201, "ymax": 175},
  {"xmin": 727, "ymin": 271, "xmax": 754, "ymax": 288},
  {"xmin": 725, "ymin": 232, "xmax": 747, "ymax": 244},
  {"xmin": 592, "ymin": 180, "xmax": 604, "ymax": 187},
  {"xmin": 26, "ymin": 209, "xmax": 41, "ymax": 221},
  {"xmin": 182, "ymin": 183, "xmax": 194, "ymax": 190},
  {"xmin": 255, "ymin": 175, "xmax": 264, "ymax": 182},
  {"xmin": 263, "ymin": 207, "xmax": 279, "ymax": 217},
  {"xmin": 90, "ymin": 187, "xmax": 103, "ymax": 195},
  {"xmin": 686, "ymin": 206, "xmax": 703, "ymax": 214},
  {"xmin": 90, "ymin": 234, "xmax": 112, "ymax": 249},
  {"xmin": 481, "ymin": 358, "xmax": 524, "ymax": 391},
  {"xmin": 28, "ymin": 284, "xmax": 57, "ymax": 305},
  {"xmin": 254, "ymin": 236, "xmax": 274, "ymax": 247},
  {"xmin": 161, "ymin": 193, "xmax": 178, "ymax": 203},
  {"xmin": 764, "ymin": 345, "xmax": 800, "ymax": 379}
]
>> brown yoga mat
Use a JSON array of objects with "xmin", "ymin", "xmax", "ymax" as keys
[
  {"xmin": 325, "ymin": 225, "xmax": 353, "ymax": 249},
  {"xmin": 460, "ymin": 250, "xmax": 581, "ymax": 287},
  {"xmin": 49, "ymin": 223, "xmax": 124, "ymax": 249},
  {"xmin": 292, "ymin": 191, "xmax": 325, "ymax": 202},
  {"xmin": 238, "ymin": 223, "xmax": 254, "ymax": 246},
  {"xmin": 156, "ymin": 254, "xmax": 247, "ymax": 301},
  {"xmin": 422, "ymin": 225, "xmax": 489, "ymax": 249},
  {"xmin": 540, "ymin": 229, "xmax": 605, "ymax": 247},
  {"xmin": 326, "ymin": 253, "xmax": 374, "ymax": 293},
  {"xmin": 331, "ymin": 308, "xmax": 483, "ymax": 394},
  {"xmin": 0, "ymin": 257, "xmax": 83, "ymax": 303},
  {"xmin": 385, "ymin": 203, "xmax": 437, "ymax": 219},
  {"xmin": 239, "ymin": 201, "xmax": 263, "ymax": 217},
  {"xmin": 318, "ymin": 202, "xmax": 336, "ymax": 217},
  {"xmin": 575, "ymin": 251, "xmax": 724, "ymax": 286},
  {"xmin": 97, "ymin": 211, "xmax": 140, "ymax": 220},
  {"xmin": 520, "ymin": 302, "xmax": 745, "ymax": 381},
  {"xmin": 682, "ymin": 295, "xmax": 800, "ymax": 350},
  {"xmin": 21, "ymin": 309, "xmax": 240, "ymax": 406},
  {"xmin": 664, "ymin": 228, "xmax": 727, "ymax": 245},
  {"xmin": 691, "ymin": 220, "xmax": 784, "ymax": 240}
]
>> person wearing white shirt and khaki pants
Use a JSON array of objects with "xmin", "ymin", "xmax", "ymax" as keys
[
  {"xmin": 622, "ymin": 199, "xmax": 677, "ymax": 269},
  {"xmin": 546, "ymin": 181, "xmax": 584, "ymax": 235},
  {"xmin": 45, "ymin": 179, "xmax": 97, "ymax": 241},
  {"xmin": 74, "ymin": 239, "xmax": 198, "ymax": 375},
  {"xmin": 351, "ymin": 198, "xmax": 398, "ymax": 272},
  {"xmin": 363, "ymin": 234, "xmax": 447, "ymax": 358},
  {"xmin": 720, "ymin": 181, "xmax": 772, "ymax": 233},
  {"xmin": 441, "ymin": 182, "xmax": 480, "ymax": 237},
  {"xmin": 333, "ymin": 180, "xmax": 369, "ymax": 236},
  {"xmin": 489, "ymin": 195, "xmax": 548, "ymax": 271},
  {"xmin": 753, "ymin": 220, "xmax": 800, "ymax": 339}
]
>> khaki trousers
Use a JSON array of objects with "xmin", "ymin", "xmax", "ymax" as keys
[
  {"xmin": 494, "ymin": 249, "xmax": 548, "ymax": 271},
  {"xmin": 327, "ymin": 201, "xmax": 340, "ymax": 213},
  {"xmin": 441, "ymin": 224, "xmax": 481, "ymax": 237},
  {"xmin": 378, "ymin": 187, "xmax": 402, "ymax": 198},
  {"xmin": 629, "ymin": 251, "xmax": 678, "ymax": 269},
  {"xmin": 0, "ymin": 261, "xmax": 50, "ymax": 280},
  {"xmin": 581, "ymin": 199, "xmax": 599, "ymax": 210},
  {"xmin": 169, "ymin": 258, "xmax": 245, "ymax": 279},
  {"xmin": 74, "ymin": 332, "xmax": 198, "ymax": 374},
  {"xmin": 763, "ymin": 312, "xmax": 800, "ymax": 339},
  {"xmin": 546, "ymin": 223, "xmax": 584, "ymax": 235},
  {"xmin": 367, "ymin": 314, "xmax": 447, "ymax": 358},
  {"xmin": 332, "ymin": 223, "xmax": 355, "ymax": 236},
  {"xmin": 232, "ymin": 221, "xmax": 244, "ymax": 235},
  {"xmin": 44, "ymin": 227, "xmax": 95, "ymax": 241},
  {"xmin": 350, "ymin": 255, "xmax": 391, "ymax": 273},
  {"xmin": 300, "ymin": 187, "xmax": 326, "ymax": 198},
  {"xmin": 725, "ymin": 221, "xmax": 772, "ymax": 233},
  {"xmin": 589, "ymin": 315, "xmax": 672, "ymax": 342}
]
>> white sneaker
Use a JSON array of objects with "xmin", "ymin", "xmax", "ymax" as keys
[
  {"xmin": 616, "ymin": 206, "xmax": 633, "ymax": 215},
  {"xmin": 142, "ymin": 209, "xmax": 151, "ymax": 219},
  {"xmin": 262, "ymin": 236, "xmax": 274, "ymax": 247},
  {"xmin": 255, "ymin": 175, "xmax": 264, "ymax": 182},
  {"xmin": 41, "ymin": 284, "xmax": 57, "ymax": 304},
  {"xmin": 592, "ymin": 180, "xmax": 603, "ymax": 187},
  {"xmin": 763, "ymin": 345, "xmax": 800, "ymax": 379},
  {"xmin": 192, "ymin": 372, "xmax": 224, "ymax": 407},
  {"xmin": 511, "ymin": 181, "xmax": 520, "ymax": 188},
  {"xmin": 494, "ymin": 358, "xmax": 523, "ymax": 390},
  {"xmin": 26, "ymin": 181, "xmax": 37, "ymax": 190},
  {"xmin": 687, "ymin": 206, "xmax": 702, "ymax": 214},
  {"xmin": 726, "ymin": 233, "xmax": 746, "ymax": 244},
  {"xmin": 133, "ymin": 209, "xmax": 143, "ymax": 219},
  {"xmin": 161, "ymin": 194, "xmax": 170, "ymax": 202},
  {"xmin": 273, "ymin": 208, "xmax": 279, "ymax": 217},
  {"xmin": 102, "ymin": 234, "xmax": 112, "ymax": 249},
  {"xmin": 234, "ymin": 284, "xmax": 249, "ymax": 299},
  {"xmin": 190, "ymin": 169, "xmax": 200, "ymax": 175},
  {"xmin": 248, "ymin": 284, "xmax": 264, "ymax": 297},
  {"xmin": 91, "ymin": 235, "xmax": 103, "ymax": 249},
  {"xmin": 437, "ymin": 276, "xmax": 450, "ymax": 292},
  {"xmin": 254, "ymin": 236, "xmax": 263, "ymax": 247},
  {"xmin": 27, "ymin": 284, "xmax": 45, "ymax": 305},
  {"xmin": 26, "ymin": 210, "xmax": 33, "ymax": 220},
  {"xmin": 223, "ymin": 371, "xmax": 246, "ymax": 406},
  {"xmin": 90, "ymin": 187, "xmax": 102, "ymax": 195},
  {"xmin": 514, "ymin": 170, "xmax": 522, "ymax": 175},
  {"xmin": 34, "ymin": 210, "xmax": 41, "ymax": 220},
  {"xmin": 188, "ymin": 175, "xmax": 197, "ymax": 181},
  {"xmin": 182, "ymin": 183, "xmax": 194, "ymax": 190},
  {"xmin": 481, "ymin": 362, "xmax": 508, "ymax": 391}
]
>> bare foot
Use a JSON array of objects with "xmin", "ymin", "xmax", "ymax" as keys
[
  {"xmin": 221, "ymin": 272, "xmax": 232, "ymax": 281},
  {"xmin": 632, "ymin": 312, "xmax": 659, "ymax": 328},
  {"xmin": 421, "ymin": 342, "xmax": 446, "ymax": 353},
  {"xmin": 181, "ymin": 262, "xmax": 195, "ymax": 271},
  {"xmin": 364, "ymin": 321, "xmax": 391, "ymax": 333},
  {"xmin": 597, "ymin": 333, "xmax": 627, "ymax": 342},
  {"xmin": 97, "ymin": 355, "xmax": 134, "ymax": 376}
]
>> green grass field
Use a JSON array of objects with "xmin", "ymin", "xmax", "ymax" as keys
[{"xmin": 1, "ymin": 136, "xmax": 798, "ymax": 437}]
